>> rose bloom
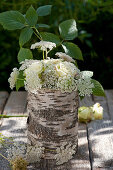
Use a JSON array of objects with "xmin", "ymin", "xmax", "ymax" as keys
[{"xmin": 55, "ymin": 63, "xmax": 69, "ymax": 77}]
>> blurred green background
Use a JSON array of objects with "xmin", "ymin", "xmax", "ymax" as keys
[{"xmin": 0, "ymin": 0, "xmax": 113, "ymax": 91}]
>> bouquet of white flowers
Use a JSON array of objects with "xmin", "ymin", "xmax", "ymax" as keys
[
  {"xmin": 0, "ymin": 5, "xmax": 105, "ymax": 98},
  {"xmin": 0, "ymin": 4, "xmax": 105, "ymax": 168}
]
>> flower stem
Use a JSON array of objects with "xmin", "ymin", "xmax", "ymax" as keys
[
  {"xmin": 33, "ymin": 31, "xmax": 41, "ymax": 40},
  {"xmin": 0, "ymin": 153, "xmax": 11, "ymax": 163},
  {"xmin": 43, "ymin": 51, "xmax": 45, "ymax": 60},
  {"xmin": 32, "ymin": 26, "xmax": 42, "ymax": 40},
  {"xmin": 46, "ymin": 49, "xmax": 47, "ymax": 59},
  {"xmin": 0, "ymin": 115, "xmax": 28, "ymax": 118}
]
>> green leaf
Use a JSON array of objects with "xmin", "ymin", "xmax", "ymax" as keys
[
  {"xmin": 59, "ymin": 19, "xmax": 78, "ymax": 40},
  {"xmin": 16, "ymin": 71, "xmax": 25, "ymax": 91},
  {"xmin": 19, "ymin": 27, "xmax": 33, "ymax": 46},
  {"xmin": 0, "ymin": 11, "xmax": 25, "ymax": 30},
  {"xmin": 17, "ymin": 48, "xmax": 33, "ymax": 63},
  {"xmin": 62, "ymin": 42, "xmax": 83, "ymax": 60},
  {"xmin": 36, "ymin": 24, "xmax": 50, "ymax": 29},
  {"xmin": 25, "ymin": 5, "xmax": 38, "ymax": 26},
  {"xmin": 37, "ymin": 5, "xmax": 52, "ymax": 16},
  {"xmin": 91, "ymin": 79, "xmax": 105, "ymax": 97},
  {"xmin": 40, "ymin": 32, "xmax": 60, "ymax": 45}
]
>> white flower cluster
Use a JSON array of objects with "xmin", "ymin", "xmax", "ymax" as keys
[
  {"xmin": 8, "ymin": 56, "xmax": 95, "ymax": 95},
  {"xmin": 76, "ymin": 71, "xmax": 94, "ymax": 96},
  {"xmin": 31, "ymin": 41, "xmax": 56, "ymax": 51},
  {"xmin": 54, "ymin": 142, "xmax": 76, "ymax": 165},
  {"xmin": 23, "ymin": 59, "xmax": 79, "ymax": 93},
  {"xmin": 8, "ymin": 68, "xmax": 19, "ymax": 89},
  {"xmin": 26, "ymin": 144, "xmax": 44, "ymax": 163},
  {"xmin": 6, "ymin": 142, "xmax": 26, "ymax": 161}
]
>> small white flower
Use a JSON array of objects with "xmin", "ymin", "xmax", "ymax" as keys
[
  {"xmin": 54, "ymin": 142, "xmax": 76, "ymax": 165},
  {"xmin": 31, "ymin": 41, "xmax": 56, "ymax": 51},
  {"xmin": 55, "ymin": 52, "xmax": 75, "ymax": 63},
  {"xmin": 8, "ymin": 68, "xmax": 19, "ymax": 89},
  {"xmin": 57, "ymin": 76, "xmax": 77, "ymax": 92},
  {"xmin": 26, "ymin": 144, "xmax": 44, "ymax": 163}
]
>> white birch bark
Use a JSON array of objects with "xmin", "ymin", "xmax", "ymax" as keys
[{"xmin": 27, "ymin": 89, "xmax": 79, "ymax": 168}]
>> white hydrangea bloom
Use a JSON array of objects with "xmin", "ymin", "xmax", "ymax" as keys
[
  {"xmin": 24, "ymin": 61, "xmax": 43, "ymax": 93},
  {"xmin": 54, "ymin": 142, "xmax": 76, "ymax": 165},
  {"xmin": 31, "ymin": 41, "xmax": 56, "ymax": 51},
  {"xmin": 55, "ymin": 52, "xmax": 75, "ymax": 63},
  {"xmin": 19, "ymin": 59, "xmax": 38, "ymax": 71},
  {"xmin": 76, "ymin": 77, "xmax": 94, "ymax": 96},
  {"xmin": 8, "ymin": 68, "xmax": 19, "ymax": 89},
  {"xmin": 24, "ymin": 70, "xmax": 42, "ymax": 93},
  {"xmin": 6, "ymin": 142, "xmax": 26, "ymax": 161},
  {"xmin": 26, "ymin": 144, "xmax": 44, "ymax": 163}
]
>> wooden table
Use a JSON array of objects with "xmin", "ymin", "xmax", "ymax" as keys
[{"xmin": 0, "ymin": 90, "xmax": 113, "ymax": 170}]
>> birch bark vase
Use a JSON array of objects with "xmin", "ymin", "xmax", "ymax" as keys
[{"xmin": 27, "ymin": 89, "xmax": 79, "ymax": 169}]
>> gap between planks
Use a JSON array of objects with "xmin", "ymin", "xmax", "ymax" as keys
[{"xmin": 0, "ymin": 91, "xmax": 9, "ymax": 125}]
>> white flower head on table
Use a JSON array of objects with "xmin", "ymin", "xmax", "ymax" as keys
[
  {"xmin": 31, "ymin": 41, "xmax": 56, "ymax": 51},
  {"xmin": 54, "ymin": 142, "xmax": 77, "ymax": 165},
  {"xmin": 93, "ymin": 103, "xmax": 103, "ymax": 114},
  {"xmin": 55, "ymin": 52, "xmax": 75, "ymax": 63}
]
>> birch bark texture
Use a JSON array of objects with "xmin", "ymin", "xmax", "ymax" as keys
[{"xmin": 27, "ymin": 89, "xmax": 79, "ymax": 168}]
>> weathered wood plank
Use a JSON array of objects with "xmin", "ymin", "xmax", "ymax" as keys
[
  {"xmin": 93, "ymin": 95, "xmax": 110, "ymax": 119},
  {"xmin": 105, "ymin": 89, "xmax": 113, "ymax": 119},
  {"xmin": 0, "ymin": 91, "xmax": 9, "ymax": 126},
  {"xmin": 0, "ymin": 117, "xmax": 27, "ymax": 170},
  {"xmin": 88, "ymin": 120, "xmax": 113, "ymax": 169},
  {"xmin": 70, "ymin": 123, "xmax": 91, "ymax": 170},
  {"xmin": 0, "ymin": 91, "xmax": 9, "ymax": 114},
  {"xmin": 79, "ymin": 95, "xmax": 94, "ymax": 107},
  {"xmin": 0, "ymin": 91, "xmax": 28, "ymax": 170},
  {"xmin": 3, "ymin": 91, "xmax": 27, "ymax": 115}
]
